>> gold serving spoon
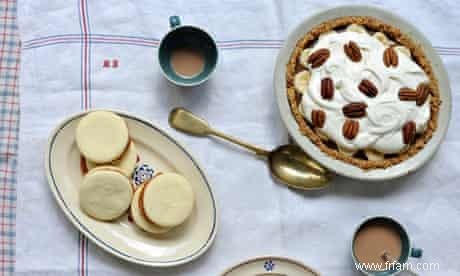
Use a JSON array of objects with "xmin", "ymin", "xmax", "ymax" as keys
[{"xmin": 169, "ymin": 107, "xmax": 329, "ymax": 190}]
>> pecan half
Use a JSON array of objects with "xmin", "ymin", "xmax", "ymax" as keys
[
  {"xmin": 358, "ymin": 79, "xmax": 378, "ymax": 97},
  {"xmin": 311, "ymin": 109, "xmax": 326, "ymax": 128},
  {"xmin": 343, "ymin": 120, "xmax": 359, "ymax": 140},
  {"xmin": 398, "ymin": 87, "xmax": 417, "ymax": 101},
  {"xmin": 383, "ymin": 47, "xmax": 398, "ymax": 67},
  {"xmin": 416, "ymin": 83, "xmax": 431, "ymax": 106},
  {"xmin": 402, "ymin": 121, "xmax": 416, "ymax": 144},
  {"xmin": 321, "ymin": 77, "xmax": 334, "ymax": 100},
  {"xmin": 307, "ymin": 48, "xmax": 330, "ymax": 68},
  {"xmin": 342, "ymin": 102, "xmax": 367, "ymax": 118},
  {"xmin": 344, "ymin": 41, "xmax": 362, "ymax": 62}
]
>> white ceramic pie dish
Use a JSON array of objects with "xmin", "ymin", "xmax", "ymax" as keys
[
  {"xmin": 45, "ymin": 109, "xmax": 217, "ymax": 267},
  {"xmin": 274, "ymin": 5, "xmax": 451, "ymax": 181}
]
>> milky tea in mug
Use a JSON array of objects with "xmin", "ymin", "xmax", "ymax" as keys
[
  {"xmin": 158, "ymin": 16, "xmax": 218, "ymax": 86},
  {"xmin": 353, "ymin": 220, "xmax": 402, "ymax": 267},
  {"xmin": 352, "ymin": 217, "xmax": 422, "ymax": 275},
  {"xmin": 170, "ymin": 48, "xmax": 205, "ymax": 78}
]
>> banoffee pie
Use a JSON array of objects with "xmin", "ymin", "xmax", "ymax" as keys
[{"xmin": 286, "ymin": 17, "xmax": 441, "ymax": 169}]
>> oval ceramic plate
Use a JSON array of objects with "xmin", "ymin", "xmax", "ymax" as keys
[
  {"xmin": 45, "ymin": 109, "xmax": 217, "ymax": 267},
  {"xmin": 222, "ymin": 256, "xmax": 320, "ymax": 276},
  {"xmin": 274, "ymin": 5, "xmax": 452, "ymax": 181}
]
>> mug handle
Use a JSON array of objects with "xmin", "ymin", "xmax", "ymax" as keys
[
  {"xmin": 410, "ymin": 247, "xmax": 423, "ymax": 258},
  {"xmin": 169, "ymin": 15, "xmax": 181, "ymax": 29}
]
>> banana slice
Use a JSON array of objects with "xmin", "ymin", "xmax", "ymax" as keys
[
  {"xmin": 394, "ymin": 46, "xmax": 411, "ymax": 57},
  {"xmin": 294, "ymin": 70, "xmax": 311, "ymax": 94},
  {"xmin": 319, "ymin": 30, "xmax": 337, "ymax": 39},
  {"xmin": 298, "ymin": 103, "xmax": 305, "ymax": 115},
  {"xmin": 299, "ymin": 48, "xmax": 312, "ymax": 68},
  {"xmin": 364, "ymin": 149, "xmax": 384, "ymax": 161},
  {"xmin": 346, "ymin": 24, "xmax": 367, "ymax": 34},
  {"xmin": 316, "ymin": 130, "xmax": 329, "ymax": 141},
  {"xmin": 338, "ymin": 146, "xmax": 356, "ymax": 157},
  {"xmin": 373, "ymin": 32, "xmax": 393, "ymax": 47}
]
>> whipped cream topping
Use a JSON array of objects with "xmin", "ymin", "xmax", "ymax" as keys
[{"xmin": 300, "ymin": 29, "xmax": 430, "ymax": 154}]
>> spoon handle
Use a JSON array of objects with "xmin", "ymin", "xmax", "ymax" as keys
[
  {"xmin": 210, "ymin": 129, "xmax": 270, "ymax": 157},
  {"xmin": 169, "ymin": 107, "xmax": 269, "ymax": 156}
]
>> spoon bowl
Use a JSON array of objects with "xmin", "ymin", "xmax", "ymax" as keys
[{"xmin": 268, "ymin": 145, "xmax": 329, "ymax": 190}]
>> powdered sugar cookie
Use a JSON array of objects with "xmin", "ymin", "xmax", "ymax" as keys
[
  {"xmin": 86, "ymin": 141, "xmax": 138, "ymax": 176},
  {"xmin": 76, "ymin": 111, "xmax": 129, "ymax": 163},
  {"xmin": 141, "ymin": 173, "xmax": 194, "ymax": 228},
  {"xmin": 80, "ymin": 166, "xmax": 133, "ymax": 221},
  {"xmin": 130, "ymin": 183, "xmax": 171, "ymax": 234}
]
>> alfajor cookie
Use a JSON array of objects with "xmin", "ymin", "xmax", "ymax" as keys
[
  {"xmin": 76, "ymin": 111, "xmax": 130, "ymax": 163},
  {"xmin": 130, "ymin": 183, "xmax": 171, "ymax": 234},
  {"xmin": 86, "ymin": 141, "xmax": 138, "ymax": 176},
  {"xmin": 141, "ymin": 173, "xmax": 194, "ymax": 228},
  {"xmin": 80, "ymin": 166, "xmax": 133, "ymax": 221}
]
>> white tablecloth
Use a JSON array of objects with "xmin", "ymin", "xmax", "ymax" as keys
[{"xmin": 17, "ymin": 0, "xmax": 460, "ymax": 275}]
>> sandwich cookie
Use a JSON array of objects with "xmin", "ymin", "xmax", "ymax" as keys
[
  {"xmin": 80, "ymin": 166, "xmax": 133, "ymax": 221},
  {"xmin": 141, "ymin": 173, "xmax": 194, "ymax": 228},
  {"xmin": 130, "ymin": 183, "xmax": 171, "ymax": 234},
  {"xmin": 86, "ymin": 141, "xmax": 138, "ymax": 176},
  {"xmin": 76, "ymin": 111, "xmax": 130, "ymax": 163}
]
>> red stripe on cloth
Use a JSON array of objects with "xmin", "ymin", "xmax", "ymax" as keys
[
  {"xmin": 0, "ymin": 169, "xmax": 15, "ymax": 174},
  {"xmin": 0, "ymin": 49, "xmax": 20, "ymax": 54},
  {"xmin": 0, "ymin": 187, "xmax": 15, "ymax": 192},
  {"xmin": 0, "ymin": 0, "xmax": 11, "ymax": 269},
  {"xmin": 0, "ymin": 2, "xmax": 18, "ymax": 273},
  {"xmin": 79, "ymin": 1, "xmax": 89, "ymax": 275},
  {"xmin": 0, "ymin": 66, "xmax": 20, "ymax": 70},
  {"xmin": 0, "ymin": 84, "xmax": 18, "ymax": 89},
  {"xmin": 80, "ymin": 0, "xmax": 89, "ymax": 110},
  {"xmin": 0, "ymin": 119, "xmax": 19, "ymax": 123},
  {"xmin": 0, "ymin": 241, "xmax": 14, "ymax": 245},
  {"xmin": 0, "ymin": 100, "xmax": 19, "ymax": 105}
]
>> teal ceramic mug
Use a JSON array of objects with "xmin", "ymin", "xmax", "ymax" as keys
[
  {"xmin": 352, "ymin": 216, "xmax": 423, "ymax": 276},
  {"xmin": 158, "ymin": 16, "xmax": 218, "ymax": 86}
]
